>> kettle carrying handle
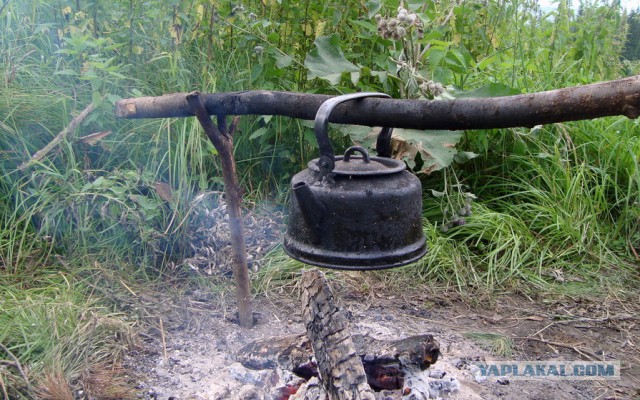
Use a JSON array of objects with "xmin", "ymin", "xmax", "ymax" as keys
[{"xmin": 314, "ymin": 92, "xmax": 392, "ymax": 175}]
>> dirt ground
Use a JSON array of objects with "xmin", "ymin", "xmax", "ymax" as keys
[
  {"xmin": 123, "ymin": 194, "xmax": 639, "ymax": 399},
  {"xmin": 123, "ymin": 275, "xmax": 639, "ymax": 400}
]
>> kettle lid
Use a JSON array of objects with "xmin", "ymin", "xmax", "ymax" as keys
[{"xmin": 309, "ymin": 146, "xmax": 405, "ymax": 176}]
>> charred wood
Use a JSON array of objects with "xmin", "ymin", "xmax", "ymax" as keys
[
  {"xmin": 238, "ymin": 333, "xmax": 439, "ymax": 392},
  {"xmin": 301, "ymin": 269, "xmax": 376, "ymax": 399},
  {"xmin": 185, "ymin": 92, "xmax": 253, "ymax": 329},
  {"xmin": 115, "ymin": 75, "xmax": 640, "ymax": 130}
]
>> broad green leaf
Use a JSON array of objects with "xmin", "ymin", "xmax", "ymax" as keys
[
  {"xmin": 342, "ymin": 126, "xmax": 464, "ymax": 175},
  {"xmin": 429, "ymin": 40, "xmax": 453, "ymax": 47},
  {"xmin": 249, "ymin": 127, "xmax": 269, "ymax": 140},
  {"xmin": 427, "ymin": 47, "xmax": 447, "ymax": 68},
  {"xmin": 444, "ymin": 49, "xmax": 467, "ymax": 73},
  {"xmin": 250, "ymin": 64, "xmax": 263, "ymax": 84},
  {"xmin": 391, "ymin": 129, "xmax": 464, "ymax": 174},
  {"xmin": 350, "ymin": 71, "xmax": 360, "ymax": 86},
  {"xmin": 456, "ymin": 83, "xmax": 521, "ymax": 98},
  {"xmin": 365, "ymin": 0, "xmax": 383, "ymax": 18},
  {"xmin": 370, "ymin": 70, "xmax": 387, "ymax": 84},
  {"xmin": 304, "ymin": 34, "xmax": 359, "ymax": 85},
  {"xmin": 92, "ymin": 91, "xmax": 103, "ymax": 106},
  {"xmin": 274, "ymin": 52, "xmax": 293, "ymax": 69},
  {"xmin": 108, "ymin": 186, "xmax": 126, "ymax": 196},
  {"xmin": 106, "ymin": 93, "xmax": 122, "ymax": 105},
  {"xmin": 453, "ymin": 151, "xmax": 479, "ymax": 163},
  {"xmin": 131, "ymin": 194, "xmax": 160, "ymax": 211},
  {"xmin": 303, "ymin": 129, "xmax": 317, "ymax": 146},
  {"xmin": 477, "ymin": 54, "xmax": 499, "ymax": 71},
  {"xmin": 92, "ymin": 176, "xmax": 106, "ymax": 187},
  {"xmin": 337, "ymin": 125, "xmax": 379, "ymax": 149}
]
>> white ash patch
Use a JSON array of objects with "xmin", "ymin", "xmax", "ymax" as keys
[{"xmin": 171, "ymin": 192, "xmax": 284, "ymax": 275}]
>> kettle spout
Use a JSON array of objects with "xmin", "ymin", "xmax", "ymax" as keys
[{"xmin": 293, "ymin": 182, "xmax": 325, "ymax": 244}]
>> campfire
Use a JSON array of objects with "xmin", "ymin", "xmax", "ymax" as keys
[{"xmin": 233, "ymin": 269, "xmax": 450, "ymax": 399}]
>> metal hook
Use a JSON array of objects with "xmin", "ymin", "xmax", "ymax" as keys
[{"xmin": 314, "ymin": 92, "xmax": 392, "ymax": 175}]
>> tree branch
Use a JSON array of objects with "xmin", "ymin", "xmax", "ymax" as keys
[
  {"xmin": 185, "ymin": 91, "xmax": 254, "ymax": 329},
  {"xmin": 115, "ymin": 75, "xmax": 640, "ymax": 129},
  {"xmin": 18, "ymin": 101, "xmax": 95, "ymax": 171}
]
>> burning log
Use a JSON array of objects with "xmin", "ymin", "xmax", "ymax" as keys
[
  {"xmin": 301, "ymin": 268, "xmax": 376, "ymax": 399},
  {"xmin": 115, "ymin": 75, "xmax": 640, "ymax": 129},
  {"xmin": 238, "ymin": 269, "xmax": 441, "ymax": 398},
  {"xmin": 352, "ymin": 334, "xmax": 440, "ymax": 391}
]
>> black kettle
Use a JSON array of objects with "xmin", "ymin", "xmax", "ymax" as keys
[{"xmin": 283, "ymin": 93, "xmax": 427, "ymax": 270}]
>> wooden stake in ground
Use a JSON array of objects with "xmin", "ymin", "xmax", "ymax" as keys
[
  {"xmin": 185, "ymin": 91, "xmax": 253, "ymax": 329},
  {"xmin": 301, "ymin": 269, "xmax": 376, "ymax": 399}
]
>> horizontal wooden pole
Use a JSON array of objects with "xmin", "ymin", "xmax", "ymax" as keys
[{"xmin": 115, "ymin": 75, "xmax": 640, "ymax": 130}]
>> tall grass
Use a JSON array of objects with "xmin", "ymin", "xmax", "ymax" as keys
[
  {"xmin": 449, "ymin": 119, "xmax": 640, "ymax": 291},
  {"xmin": 0, "ymin": 269, "xmax": 135, "ymax": 398}
]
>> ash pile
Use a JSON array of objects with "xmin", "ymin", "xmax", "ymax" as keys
[{"xmin": 170, "ymin": 191, "xmax": 284, "ymax": 275}]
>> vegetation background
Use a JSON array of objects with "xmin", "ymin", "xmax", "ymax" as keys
[{"xmin": 0, "ymin": 0, "xmax": 639, "ymax": 397}]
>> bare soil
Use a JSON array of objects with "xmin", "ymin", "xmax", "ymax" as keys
[{"xmin": 123, "ymin": 275, "xmax": 639, "ymax": 400}]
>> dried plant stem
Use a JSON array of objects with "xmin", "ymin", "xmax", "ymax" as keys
[
  {"xmin": 159, "ymin": 318, "xmax": 168, "ymax": 363},
  {"xmin": 0, "ymin": 342, "xmax": 30, "ymax": 386},
  {"xmin": 18, "ymin": 101, "xmax": 96, "ymax": 171},
  {"xmin": 516, "ymin": 336, "xmax": 602, "ymax": 361},
  {"xmin": 0, "ymin": 373, "xmax": 7, "ymax": 400}
]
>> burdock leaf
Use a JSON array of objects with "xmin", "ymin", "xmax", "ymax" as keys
[
  {"xmin": 274, "ymin": 52, "xmax": 293, "ymax": 69},
  {"xmin": 304, "ymin": 34, "xmax": 360, "ymax": 85},
  {"xmin": 365, "ymin": 0, "xmax": 383, "ymax": 18},
  {"xmin": 391, "ymin": 129, "xmax": 464, "ymax": 175},
  {"xmin": 339, "ymin": 126, "xmax": 463, "ymax": 174},
  {"xmin": 337, "ymin": 125, "xmax": 379, "ymax": 149},
  {"xmin": 453, "ymin": 151, "xmax": 479, "ymax": 163}
]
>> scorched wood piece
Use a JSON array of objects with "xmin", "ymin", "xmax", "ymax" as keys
[
  {"xmin": 301, "ymin": 269, "xmax": 376, "ymax": 399},
  {"xmin": 237, "ymin": 333, "xmax": 439, "ymax": 392},
  {"xmin": 353, "ymin": 334, "xmax": 439, "ymax": 391},
  {"xmin": 237, "ymin": 334, "xmax": 314, "ymax": 373},
  {"xmin": 115, "ymin": 76, "xmax": 640, "ymax": 129}
]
